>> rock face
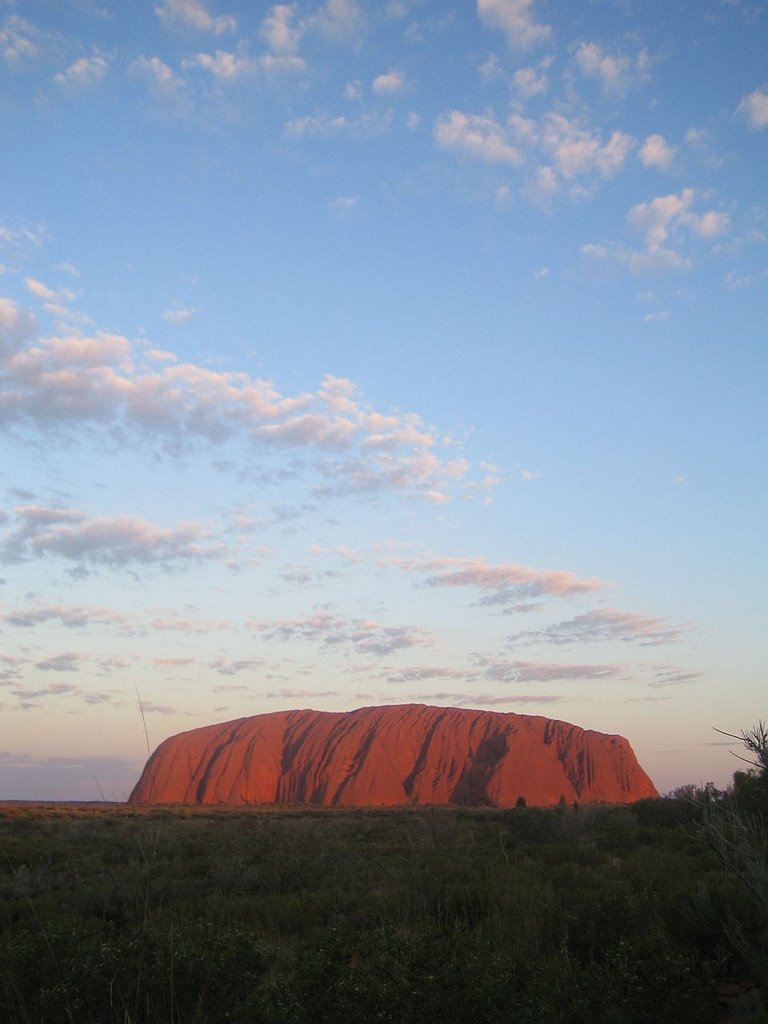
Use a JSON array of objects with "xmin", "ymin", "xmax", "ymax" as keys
[{"xmin": 130, "ymin": 704, "xmax": 658, "ymax": 807}]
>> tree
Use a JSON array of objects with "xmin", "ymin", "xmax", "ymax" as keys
[{"xmin": 697, "ymin": 722, "xmax": 768, "ymax": 997}]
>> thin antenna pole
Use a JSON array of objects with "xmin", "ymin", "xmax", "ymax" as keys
[{"xmin": 136, "ymin": 686, "xmax": 151, "ymax": 758}]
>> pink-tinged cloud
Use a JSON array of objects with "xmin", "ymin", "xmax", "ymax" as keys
[
  {"xmin": 155, "ymin": 0, "xmax": 236, "ymax": 35},
  {"xmin": 410, "ymin": 556, "xmax": 602, "ymax": 602},
  {"xmin": 477, "ymin": 0, "xmax": 551, "ymax": 50},
  {"xmin": 2, "ymin": 504, "xmax": 229, "ymax": 569},
  {"xmin": 738, "ymin": 86, "xmax": 768, "ymax": 130},
  {"xmin": 3, "ymin": 602, "xmax": 131, "ymax": 629},
  {"xmin": 251, "ymin": 612, "xmax": 434, "ymax": 657},
  {"xmin": 435, "ymin": 108, "xmax": 634, "ymax": 202},
  {"xmin": 508, "ymin": 607, "xmax": 690, "ymax": 647},
  {"xmin": 0, "ymin": 305, "xmax": 472, "ymax": 500},
  {"xmin": 148, "ymin": 613, "xmax": 235, "ymax": 632},
  {"xmin": 434, "ymin": 111, "xmax": 524, "ymax": 165}
]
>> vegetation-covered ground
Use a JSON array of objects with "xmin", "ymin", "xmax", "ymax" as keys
[{"xmin": 1, "ymin": 789, "xmax": 766, "ymax": 1024}]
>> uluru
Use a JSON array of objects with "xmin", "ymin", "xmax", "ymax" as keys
[{"xmin": 130, "ymin": 704, "xmax": 658, "ymax": 807}]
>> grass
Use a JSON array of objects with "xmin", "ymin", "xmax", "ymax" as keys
[{"xmin": 0, "ymin": 798, "xmax": 762, "ymax": 1023}]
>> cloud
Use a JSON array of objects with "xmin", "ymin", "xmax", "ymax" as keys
[
  {"xmin": 209, "ymin": 658, "xmax": 265, "ymax": 675},
  {"xmin": 161, "ymin": 302, "xmax": 199, "ymax": 322},
  {"xmin": 0, "ymin": 222, "xmax": 45, "ymax": 268},
  {"xmin": 129, "ymin": 56, "xmax": 191, "ymax": 116},
  {"xmin": 309, "ymin": 0, "xmax": 363, "ymax": 43},
  {"xmin": 474, "ymin": 656, "xmax": 624, "ymax": 682},
  {"xmin": 155, "ymin": 0, "xmax": 235, "ymax": 34},
  {"xmin": 2, "ymin": 602, "xmax": 130, "ymax": 629},
  {"xmin": 0, "ymin": 14, "xmax": 44, "ymax": 66},
  {"xmin": 639, "ymin": 134, "xmax": 675, "ymax": 171},
  {"xmin": 23, "ymin": 276, "xmax": 86, "ymax": 327},
  {"xmin": 538, "ymin": 113, "xmax": 634, "ymax": 180},
  {"xmin": 384, "ymin": 666, "xmax": 478, "ymax": 684},
  {"xmin": 0, "ymin": 307, "xmax": 471, "ymax": 500},
  {"xmin": 407, "ymin": 556, "xmax": 602, "ymax": 603},
  {"xmin": 263, "ymin": 687, "xmax": 341, "ymax": 699},
  {"xmin": 737, "ymin": 86, "xmax": 768, "ymax": 130},
  {"xmin": 251, "ymin": 612, "xmax": 434, "ymax": 656},
  {"xmin": 477, "ymin": 0, "xmax": 551, "ymax": 50},
  {"xmin": 34, "ymin": 652, "xmax": 84, "ymax": 673},
  {"xmin": 182, "ymin": 47, "xmax": 256, "ymax": 80},
  {"xmin": 585, "ymin": 188, "xmax": 731, "ymax": 274},
  {"xmin": 573, "ymin": 40, "xmax": 650, "ymax": 94},
  {"xmin": 286, "ymin": 110, "xmax": 393, "ymax": 136},
  {"xmin": 372, "ymin": 69, "xmax": 405, "ymax": 94},
  {"xmin": 0, "ymin": 297, "xmax": 36, "ymax": 354},
  {"xmin": 435, "ymin": 109, "xmax": 634, "ymax": 198},
  {"xmin": 261, "ymin": 4, "xmax": 303, "ymax": 54},
  {"xmin": 397, "ymin": 691, "xmax": 565, "ymax": 706},
  {"xmin": 650, "ymin": 666, "xmax": 702, "ymax": 688},
  {"xmin": 1, "ymin": 504, "xmax": 230, "ymax": 570},
  {"xmin": 628, "ymin": 187, "xmax": 729, "ymax": 270},
  {"xmin": 435, "ymin": 111, "xmax": 524, "ymax": 166},
  {"xmin": 508, "ymin": 607, "xmax": 690, "ymax": 647},
  {"xmin": 330, "ymin": 195, "xmax": 359, "ymax": 215},
  {"xmin": 53, "ymin": 53, "xmax": 108, "ymax": 88},
  {"xmin": 512, "ymin": 60, "xmax": 550, "ymax": 97}
]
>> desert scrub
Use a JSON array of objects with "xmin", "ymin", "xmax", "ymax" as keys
[{"xmin": 0, "ymin": 801, "xmax": 732, "ymax": 1023}]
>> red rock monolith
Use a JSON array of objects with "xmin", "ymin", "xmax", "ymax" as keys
[{"xmin": 129, "ymin": 704, "xmax": 658, "ymax": 807}]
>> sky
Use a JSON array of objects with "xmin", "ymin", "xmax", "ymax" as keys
[{"xmin": 0, "ymin": 0, "xmax": 766, "ymax": 802}]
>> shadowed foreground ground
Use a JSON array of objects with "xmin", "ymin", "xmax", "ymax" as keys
[{"xmin": 0, "ymin": 800, "xmax": 762, "ymax": 1023}]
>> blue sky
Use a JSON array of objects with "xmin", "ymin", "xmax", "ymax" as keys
[{"xmin": 1, "ymin": 0, "xmax": 766, "ymax": 801}]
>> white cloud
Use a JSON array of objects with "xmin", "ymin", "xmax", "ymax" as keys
[
  {"xmin": 161, "ymin": 302, "xmax": 199, "ymax": 322},
  {"xmin": 257, "ymin": 4, "xmax": 307, "ymax": 74},
  {"xmin": 737, "ymin": 86, "xmax": 768, "ymax": 129},
  {"xmin": 53, "ymin": 53, "xmax": 108, "ymax": 89},
  {"xmin": 639, "ymin": 134, "xmax": 675, "ymax": 171},
  {"xmin": 129, "ymin": 55, "xmax": 191, "ymax": 116},
  {"xmin": 436, "ymin": 107, "xmax": 634, "ymax": 202},
  {"xmin": 477, "ymin": 0, "xmax": 551, "ymax": 50},
  {"xmin": 434, "ymin": 110, "xmax": 523, "ymax": 165},
  {"xmin": 309, "ymin": 0, "xmax": 363, "ymax": 43},
  {"xmin": 629, "ymin": 188, "xmax": 695, "ymax": 250},
  {"xmin": 372, "ymin": 69, "xmax": 405, "ymax": 94},
  {"xmin": 512, "ymin": 60, "xmax": 550, "ymax": 97},
  {"xmin": 0, "ymin": 14, "xmax": 41, "ymax": 66},
  {"xmin": 286, "ymin": 110, "xmax": 393, "ymax": 136},
  {"xmin": 583, "ymin": 188, "xmax": 732, "ymax": 274},
  {"xmin": 540, "ymin": 113, "xmax": 634, "ymax": 179},
  {"xmin": 330, "ymin": 195, "xmax": 359, "ymax": 215},
  {"xmin": 155, "ymin": 0, "xmax": 235, "ymax": 35},
  {"xmin": 261, "ymin": 4, "xmax": 302, "ymax": 55},
  {"xmin": 574, "ymin": 40, "xmax": 650, "ymax": 94},
  {"xmin": 625, "ymin": 187, "xmax": 729, "ymax": 271},
  {"xmin": 684, "ymin": 209, "xmax": 730, "ymax": 239},
  {"xmin": 182, "ymin": 47, "xmax": 256, "ymax": 80}
]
